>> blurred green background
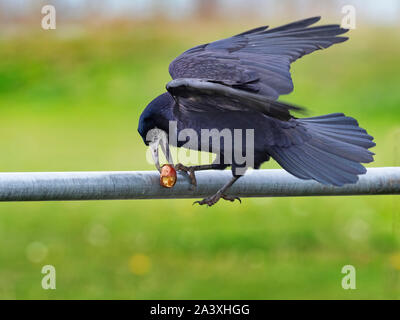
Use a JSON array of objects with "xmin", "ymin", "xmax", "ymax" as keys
[{"xmin": 0, "ymin": 1, "xmax": 400, "ymax": 299}]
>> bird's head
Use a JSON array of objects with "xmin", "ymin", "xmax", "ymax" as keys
[
  {"xmin": 138, "ymin": 92, "xmax": 174, "ymax": 146},
  {"xmin": 138, "ymin": 92, "xmax": 175, "ymax": 172}
]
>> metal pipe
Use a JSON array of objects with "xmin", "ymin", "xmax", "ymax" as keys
[{"xmin": 0, "ymin": 167, "xmax": 398, "ymax": 202}]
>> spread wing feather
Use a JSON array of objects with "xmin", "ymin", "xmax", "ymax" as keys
[{"xmin": 167, "ymin": 17, "xmax": 348, "ymax": 120}]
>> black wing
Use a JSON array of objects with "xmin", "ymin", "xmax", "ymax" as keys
[
  {"xmin": 168, "ymin": 16, "xmax": 348, "ymax": 100},
  {"xmin": 166, "ymin": 78, "xmax": 303, "ymax": 121}
]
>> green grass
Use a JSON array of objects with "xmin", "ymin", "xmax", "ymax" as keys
[{"xmin": 0, "ymin": 22, "xmax": 399, "ymax": 299}]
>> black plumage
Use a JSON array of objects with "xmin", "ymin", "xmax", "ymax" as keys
[{"xmin": 138, "ymin": 17, "xmax": 375, "ymax": 206}]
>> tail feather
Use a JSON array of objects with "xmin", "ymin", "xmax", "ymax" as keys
[
  {"xmin": 268, "ymin": 113, "xmax": 375, "ymax": 186},
  {"xmin": 285, "ymin": 145, "xmax": 355, "ymax": 185},
  {"xmin": 269, "ymin": 148, "xmax": 311, "ymax": 179},
  {"xmin": 300, "ymin": 112, "xmax": 357, "ymax": 124},
  {"xmin": 299, "ymin": 143, "xmax": 366, "ymax": 175},
  {"xmin": 306, "ymin": 130, "xmax": 374, "ymax": 162},
  {"xmin": 310, "ymin": 130, "xmax": 374, "ymax": 148}
]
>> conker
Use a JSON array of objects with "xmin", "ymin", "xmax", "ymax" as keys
[{"xmin": 159, "ymin": 164, "xmax": 177, "ymax": 188}]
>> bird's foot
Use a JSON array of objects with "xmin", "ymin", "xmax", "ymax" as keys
[
  {"xmin": 221, "ymin": 194, "xmax": 241, "ymax": 203},
  {"xmin": 175, "ymin": 163, "xmax": 197, "ymax": 188},
  {"xmin": 193, "ymin": 193, "xmax": 241, "ymax": 207}
]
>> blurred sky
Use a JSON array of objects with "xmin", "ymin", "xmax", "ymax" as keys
[{"xmin": 0, "ymin": 0, "xmax": 398, "ymax": 25}]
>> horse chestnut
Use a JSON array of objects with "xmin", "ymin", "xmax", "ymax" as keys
[{"xmin": 159, "ymin": 164, "xmax": 177, "ymax": 188}]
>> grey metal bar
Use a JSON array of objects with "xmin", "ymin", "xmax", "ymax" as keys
[{"xmin": 0, "ymin": 167, "xmax": 398, "ymax": 202}]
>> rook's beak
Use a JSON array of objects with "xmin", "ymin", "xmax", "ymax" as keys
[
  {"xmin": 148, "ymin": 129, "xmax": 174, "ymax": 172},
  {"xmin": 149, "ymin": 140, "xmax": 161, "ymax": 172}
]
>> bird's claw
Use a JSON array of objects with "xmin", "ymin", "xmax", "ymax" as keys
[
  {"xmin": 175, "ymin": 163, "xmax": 197, "ymax": 188},
  {"xmin": 221, "ymin": 194, "xmax": 242, "ymax": 203},
  {"xmin": 193, "ymin": 193, "xmax": 241, "ymax": 207}
]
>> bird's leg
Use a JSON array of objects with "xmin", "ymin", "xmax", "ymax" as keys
[
  {"xmin": 175, "ymin": 163, "xmax": 214, "ymax": 187},
  {"xmin": 175, "ymin": 158, "xmax": 228, "ymax": 188},
  {"xmin": 193, "ymin": 176, "xmax": 241, "ymax": 207}
]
